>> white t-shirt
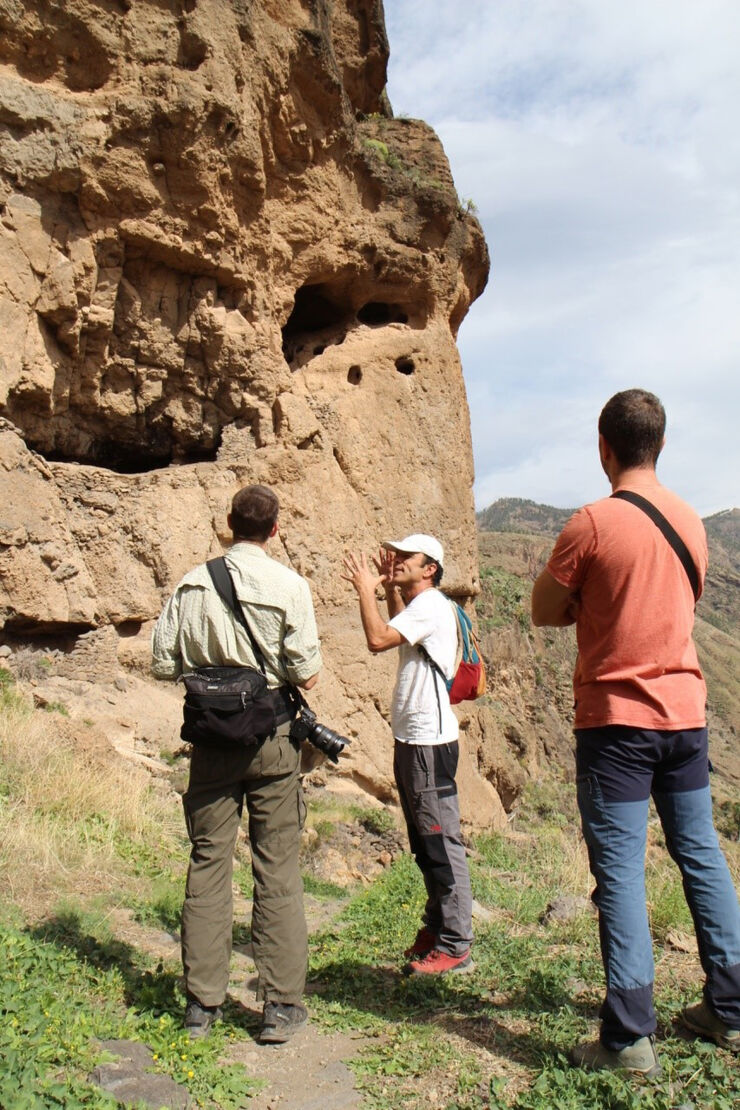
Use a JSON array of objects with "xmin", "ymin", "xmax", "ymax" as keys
[{"xmin": 389, "ymin": 588, "xmax": 459, "ymax": 745}]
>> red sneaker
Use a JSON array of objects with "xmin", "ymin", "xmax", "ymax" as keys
[
  {"xmin": 404, "ymin": 948, "xmax": 474, "ymax": 976},
  {"xmin": 403, "ymin": 927, "xmax": 437, "ymax": 959}
]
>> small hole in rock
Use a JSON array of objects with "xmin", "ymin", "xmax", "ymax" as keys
[
  {"xmin": 347, "ymin": 365, "xmax": 362, "ymax": 385},
  {"xmin": 395, "ymin": 357, "xmax": 415, "ymax": 375}
]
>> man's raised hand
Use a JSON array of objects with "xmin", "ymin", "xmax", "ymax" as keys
[
  {"xmin": 372, "ymin": 547, "xmax": 396, "ymax": 584},
  {"xmin": 341, "ymin": 551, "xmax": 383, "ymax": 594}
]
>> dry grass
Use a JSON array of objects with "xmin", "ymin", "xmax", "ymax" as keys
[{"xmin": 0, "ymin": 684, "xmax": 183, "ymax": 918}]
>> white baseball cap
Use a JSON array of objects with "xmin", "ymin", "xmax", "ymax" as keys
[{"xmin": 382, "ymin": 533, "xmax": 444, "ymax": 568}]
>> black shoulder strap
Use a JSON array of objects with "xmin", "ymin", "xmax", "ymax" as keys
[
  {"xmin": 611, "ymin": 490, "xmax": 700, "ymax": 602},
  {"xmin": 417, "ymin": 645, "xmax": 444, "ymax": 734},
  {"xmin": 206, "ymin": 556, "xmax": 267, "ymax": 675}
]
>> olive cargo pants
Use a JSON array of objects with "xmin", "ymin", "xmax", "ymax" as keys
[{"xmin": 181, "ymin": 722, "xmax": 307, "ymax": 1008}]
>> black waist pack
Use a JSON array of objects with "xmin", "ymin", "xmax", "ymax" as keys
[{"xmin": 180, "ymin": 666, "xmax": 277, "ymax": 747}]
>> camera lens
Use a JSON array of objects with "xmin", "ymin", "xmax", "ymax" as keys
[{"xmin": 308, "ymin": 722, "xmax": 349, "ymax": 764}]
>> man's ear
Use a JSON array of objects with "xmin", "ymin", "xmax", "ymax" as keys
[
  {"xmin": 269, "ymin": 520, "xmax": 279, "ymax": 539},
  {"xmin": 598, "ymin": 433, "xmax": 609, "ymax": 462},
  {"xmin": 227, "ymin": 512, "xmax": 233, "ymax": 531},
  {"xmin": 422, "ymin": 561, "xmax": 437, "ymax": 580}
]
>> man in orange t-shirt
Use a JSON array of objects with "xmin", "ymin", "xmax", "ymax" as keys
[{"xmin": 532, "ymin": 389, "xmax": 740, "ymax": 1074}]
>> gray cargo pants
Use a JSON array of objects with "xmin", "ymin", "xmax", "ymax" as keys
[
  {"xmin": 393, "ymin": 739, "xmax": 474, "ymax": 955},
  {"xmin": 181, "ymin": 721, "xmax": 307, "ymax": 1008}
]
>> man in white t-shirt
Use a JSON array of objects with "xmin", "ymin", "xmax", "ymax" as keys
[{"xmin": 343, "ymin": 534, "xmax": 474, "ymax": 975}]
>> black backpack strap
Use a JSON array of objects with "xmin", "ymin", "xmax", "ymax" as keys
[
  {"xmin": 418, "ymin": 644, "xmax": 444, "ymax": 734},
  {"xmin": 206, "ymin": 557, "xmax": 267, "ymax": 675},
  {"xmin": 611, "ymin": 490, "xmax": 700, "ymax": 602}
]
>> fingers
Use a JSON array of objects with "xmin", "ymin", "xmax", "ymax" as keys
[
  {"xmin": 342, "ymin": 550, "xmax": 383, "ymax": 591},
  {"xmin": 373, "ymin": 546, "xmax": 394, "ymax": 579},
  {"xmin": 342, "ymin": 550, "xmax": 367, "ymax": 578}
]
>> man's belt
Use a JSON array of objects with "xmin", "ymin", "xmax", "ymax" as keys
[{"xmin": 271, "ymin": 684, "xmax": 298, "ymax": 726}]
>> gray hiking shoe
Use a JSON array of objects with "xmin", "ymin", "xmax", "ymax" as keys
[
  {"xmin": 259, "ymin": 1001, "xmax": 308, "ymax": 1045},
  {"xmin": 185, "ymin": 998, "xmax": 223, "ymax": 1040},
  {"xmin": 682, "ymin": 1000, "xmax": 740, "ymax": 1052},
  {"xmin": 569, "ymin": 1034, "xmax": 662, "ymax": 1076}
]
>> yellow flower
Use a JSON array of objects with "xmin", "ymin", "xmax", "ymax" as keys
[{"xmin": 188, "ymin": 1070, "xmax": 194, "ymax": 1079}]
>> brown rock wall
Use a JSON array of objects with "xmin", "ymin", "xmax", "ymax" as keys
[{"xmin": 0, "ymin": 1, "xmax": 503, "ymax": 825}]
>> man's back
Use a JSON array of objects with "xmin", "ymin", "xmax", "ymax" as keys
[
  {"xmin": 152, "ymin": 543, "xmax": 321, "ymax": 688},
  {"xmin": 547, "ymin": 477, "xmax": 708, "ymax": 729}
]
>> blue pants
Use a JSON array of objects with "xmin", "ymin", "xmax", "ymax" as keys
[{"xmin": 576, "ymin": 726, "xmax": 740, "ymax": 1048}]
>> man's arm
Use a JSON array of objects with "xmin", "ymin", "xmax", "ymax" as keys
[
  {"xmin": 282, "ymin": 578, "xmax": 323, "ymax": 686},
  {"xmin": 343, "ymin": 551, "xmax": 405, "ymax": 653},
  {"xmin": 531, "ymin": 569, "xmax": 579, "ymax": 627},
  {"xmin": 384, "ymin": 584, "xmax": 405, "ymax": 620},
  {"xmin": 151, "ymin": 590, "xmax": 184, "ymax": 679}
]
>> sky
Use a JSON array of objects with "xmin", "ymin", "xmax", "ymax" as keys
[{"xmin": 383, "ymin": 0, "xmax": 740, "ymax": 516}]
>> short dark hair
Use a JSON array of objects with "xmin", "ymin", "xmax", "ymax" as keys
[
  {"xmin": 422, "ymin": 555, "xmax": 443, "ymax": 587},
  {"xmin": 598, "ymin": 389, "xmax": 666, "ymax": 469},
  {"xmin": 230, "ymin": 484, "xmax": 279, "ymax": 541}
]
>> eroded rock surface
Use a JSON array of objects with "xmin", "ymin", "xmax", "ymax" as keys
[{"xmin": 0, "ymin": 1, "xmax": 505, "ymax": 824}]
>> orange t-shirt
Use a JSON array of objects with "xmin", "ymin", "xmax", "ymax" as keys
[{"xmin": 546, "ymin": 477, "xmax": 708, "ymax": 730}]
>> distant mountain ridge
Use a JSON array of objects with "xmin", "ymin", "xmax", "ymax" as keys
[
  {"xmin": 477, "ymin": 498, "xmax": 740, "ymax": 549},
  {"xmin": 476, "ymin": 498, "xmax": 575, "ymax": 536},
  {"xmin": 477, "ymin": 497, "xmax": 740, "ymax": 637}
]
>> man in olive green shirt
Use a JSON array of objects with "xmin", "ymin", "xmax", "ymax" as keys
[{"xmin": 152, "ymin": 485, "xmax": 322, "ymax": 1043}]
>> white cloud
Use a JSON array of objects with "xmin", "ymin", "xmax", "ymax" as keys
[{"xmin": 384, "ymin": 0, "xmax": 740, "ymax": 515}]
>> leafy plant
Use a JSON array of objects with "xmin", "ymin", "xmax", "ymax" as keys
[
  {"xmin": 477, "ymin": 567, "xmax": 530, "ymax": 632},
  {"xmin": 0, "ymin": 914, "xmax": 262, "ymax": 1108}
]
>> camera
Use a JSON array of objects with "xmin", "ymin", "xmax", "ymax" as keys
[{"xmin": 289, "ymin": 703, "xmax": 350, "ymax": 764}]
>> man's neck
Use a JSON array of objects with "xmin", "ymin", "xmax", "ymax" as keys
[
  {"xmin": 609, "ymin": 464, "xmax": 659, "ymax": 493},
  {"xmin": 232, "ymin": 537, "xmax": 269, "ymax": 551},
  {"xmin": 400, "ymin": 580, "xmax": 434, "ymax": 605}
]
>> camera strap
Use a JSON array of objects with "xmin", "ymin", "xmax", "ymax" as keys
[
  {"xmin": 206, "ymin": 556, "xmax": 268, "ymax": 675},
  {"xmin": 206, "ymin": 557, "xmax": 302, "ymax": 718}
]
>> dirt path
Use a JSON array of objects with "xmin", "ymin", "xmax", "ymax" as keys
[
  {"xmin": 107, "ymin": 895, "xmax": 369, "ymax": 1110},
  {"xmin": 226, "ymin": 1016, "xmax": 365, "ymax": 1110}
]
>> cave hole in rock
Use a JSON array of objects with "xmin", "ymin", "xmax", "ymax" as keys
[
  {"xmin": 357, "ymin": 302, "xmax": 409, "ymax": 326},
  {"xmin": 395, "ymin": 357, "xmax": 415, "ymax": 375},
  {"xmin": 116, "ymin": 620, "xmax": 143, "ymax": 638},
  {"xmin": 347, "ymin": 365, "xmax": 362, "ymax": 385},
  {"xmin": 34, "ymin": 424, "xmax": 223, "ymax": 473},
  {"xmin": 177, "ymin": 31, "xmax": 208, "ymax": 70},
  {"xmin": 1, "ymin": 621, "xmax": 97, "ymax": 642},
  {"xmin": 281, "ymin": 283, "xmax": 354, "ymax": 365}
]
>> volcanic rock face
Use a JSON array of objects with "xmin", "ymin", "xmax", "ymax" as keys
[{"xmin": 0, "ymin": 1, "xmax": 497, "ymax": 821}]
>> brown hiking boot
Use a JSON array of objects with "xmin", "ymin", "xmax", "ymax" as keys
[
  {"xmin": 569, "ymin": 1035, "xmax": 661, "ymax": 1076},
  {"xmin": 682, "ymin": 1000, "xmax": 740, "ymax": 1052},
  {"xmin": 185, "ymin": 998, "xmax": 223, "ymax": 1040},
  {"xmin": 259, "ymin": 1002, "xmax": 308, "ymax": 1045}
]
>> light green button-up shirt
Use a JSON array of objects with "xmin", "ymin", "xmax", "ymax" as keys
[{"xmin": 151, "ymin": 543, "xmax": 322, "ymax": 688}]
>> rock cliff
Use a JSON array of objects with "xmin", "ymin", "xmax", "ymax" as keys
[{"xmin": 0, "ymin": 2, "xmax": 498, "ymax": 820}]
